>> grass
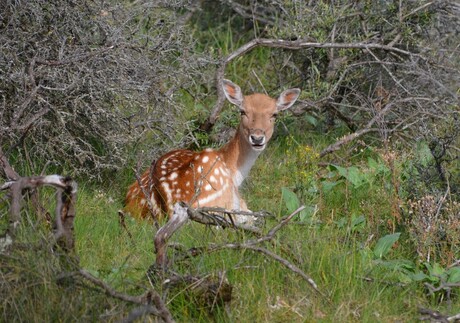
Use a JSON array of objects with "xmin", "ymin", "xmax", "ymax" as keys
[{"xmin": 3, "ymin": 122, "xmax": 459, "ymax": 322}]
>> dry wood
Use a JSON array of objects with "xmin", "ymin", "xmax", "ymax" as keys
[
  {"xmin": 0, "ymin": 174, "xmax": 77, "ymax": 251},
  {"xmin": 76, "ymin": 269, "xmax": 174, "ymax": 323},
  {"xmin": 200, "ymin": 37, "xmax": 424, "ymax": 132},
  {"xmin": 153, "ymin": 203, "xmax": 328, "ymax": 301}
]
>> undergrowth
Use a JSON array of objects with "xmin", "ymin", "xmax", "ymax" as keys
[{"xmin": 2, "ymin": 122, "xmax": 459, "ymax": 321}]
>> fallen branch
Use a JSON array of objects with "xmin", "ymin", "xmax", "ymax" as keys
[
  {"xmin": 0, "ymin": 174, "xmax": 77, "ymax": 251},
  {"xmin": 418, "ymin": 307, "xmax": 460, "ymax": 322},
  {"xmin": 75, "ymin": 269, "xmax": 174, "ymax": 323},
  {"xmin": 153, "ymin": 203, "xmax": 328, "ymax": 301},
  {"xmin": 154, "ymin": 203, "xmax": 271, "ymax": 267}
]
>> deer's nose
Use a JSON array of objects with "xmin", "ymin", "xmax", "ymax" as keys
[{"xmin": 249, "ymin": 134, "xmax": 265, "ymax": 146}]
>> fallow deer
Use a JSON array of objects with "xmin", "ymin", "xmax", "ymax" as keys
[{"xmin": 124, "ymin": 79, "xmax": 300, "ymax": 223}]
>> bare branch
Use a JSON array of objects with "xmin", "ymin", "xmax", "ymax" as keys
[
  {"xmin": 201, "ymin": 37, "xmax": 426, "ymax": 132},
  {"xmin": 153, "ymin": 203, "xmax": 326, "ymax": 300},
  {"xmin": 0, "ymin": 174, "xmax": 78, "ymax": 251},
  {"xmin": 76, "ymin": 269, "xmax": 174, "ymax": 323}
]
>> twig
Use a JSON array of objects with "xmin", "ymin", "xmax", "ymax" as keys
[
  {"xmin": 200, "ymin": 37, "xmax": 426, "ymax": 132},
  {"xmin": 76, "ymin": 269, "xmax": 174, "ymax": 323},
  {"xmin": 154, "ymin": 204, "xmax": 327, "ymax": 300},
  {"xmin": 319, "ymin": 97, "xmax": 433, "ymax": 157},
  {"xmin": 0, "ymin": 174, "xmax": 78, "ymax": 251}
]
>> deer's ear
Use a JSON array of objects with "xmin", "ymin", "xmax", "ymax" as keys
[
  {"xmin": 276, "ymin": 88, "xmax": 301, "ymax": 111},
  {"xmin": 222, "ymin": 79, "xmax": 243, "ymax": 106}
]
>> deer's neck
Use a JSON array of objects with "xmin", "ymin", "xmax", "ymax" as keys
[{"xmin": 218, "ymin": 127, "xmax": 261, "ymax": 187}]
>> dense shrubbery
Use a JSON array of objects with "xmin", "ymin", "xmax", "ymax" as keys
[{"xmin": 0, "ymin": 0, "xmax": 209, "ymax": 178}]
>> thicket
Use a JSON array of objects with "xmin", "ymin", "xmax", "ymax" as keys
[{"xmin": 1, "ymin": 0, "xmax": 459, "ymax": 321}]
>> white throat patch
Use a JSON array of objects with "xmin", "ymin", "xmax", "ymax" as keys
[{"xmin": 234, "ymin": 149, "xmax": 261, "ymax": 187}]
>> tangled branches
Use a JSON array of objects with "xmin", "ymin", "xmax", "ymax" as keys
[{"xmin": 0, "ymin": 0, "xmax": 206, "ymax": 178}]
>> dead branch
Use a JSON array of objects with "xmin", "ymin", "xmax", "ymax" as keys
[
  {"xmin": 153, "ymin": 203, "xmax": 327, "ymax": 301},
  {"xmin": 319, "ymin": 97, "xmax": 437, "ymax": 157},
  {"xmin": 200, "ymin": 37, "xmax": 425, "ymax": 132},
  {"xmin": 76, "ymin": 269, "xmax": 174, "ymax": 323},
  {"xmin": 0, "ymin": 174, "xmax": 77, "ymax": 251},
  {"xmin": 418, "ymin": 307, "xmax": 460, "ymax": 322},
  {"xmin": 155, "ymin": 203, "xmax": 190, "ymax": 268}
]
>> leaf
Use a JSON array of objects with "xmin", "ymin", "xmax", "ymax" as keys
[
  {"xmin": 281, "ymin": 187, "xmax": 301, "ymax": 215},
  {"xmin": 410, "ymin": 271, "xmax": 430, "ymax": 282},
  {"xmin": 447, "ymin": 267, "xmax": 460, "ymax": 283},
  {"xmin": 334, "ymin": 165, "xmax": 367, "ymax": 188},
  {"xmin": 350, "ymin": 214, "xmax": 366, "ymax": 232},
  {"xmin": 305, "ymin": 115, "xmax": 318, "ymax": 127},
  {"xmin": 373, "ymin": 232, "xmax": 401, "ymax": 259},
  {"xmin": 376, "ymin": 259, "xmax": 415, "ymax": 271},
  {"xmin": 321, "ymin": 180, "xmax": 339, "ymax": 192},
  {"xmin": 425, "ymin": 262, "xmax": 445, "ymax": 278},
  {"xmin": 298, "ymin": 205, "xmax": 316, "ymax": 222}
]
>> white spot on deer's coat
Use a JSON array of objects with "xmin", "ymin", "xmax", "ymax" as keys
[
  {"xmin": 214, "ymin": 168, "xmax": 220, "ymax": 175},
  {"xmin": 219, "ymin": 167, "xmax": 229, "ymax": 177},
  {"xmin": 210, "ymin": 175, "xmax": 217, "ymax": 183},
  {"xmin": 197, "ymin": 182, "xmax": 228, "ymax": 206},
  {"xmin": 202, "ymin": 156, "xmax": 209, "ymax": 163},
  {"xmin": 161, "ymin": 182, "xmax": 173, "ymax": 204},
  {"xmin": 169, "ymin": 172, "xmax": 178, "ymax": 180},
  {"xmin": 205, "ymin": 184, "xmax": 212, "ymax": 191}
]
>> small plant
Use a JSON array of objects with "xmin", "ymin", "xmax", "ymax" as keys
[
  {"xmin": 284, "ymin": 135, "xmax": 320, "ymax": 199},
  {"xmin": 281, "ymin": 187, "xmax": 318, "ymax": 223}
]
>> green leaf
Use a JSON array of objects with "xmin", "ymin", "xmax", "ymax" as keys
[
  {"xmin": 447, "ymin": 267, "xmax": 460, "ymax": 283},
  {"xmin": 298, "ymin": 205, "xmax": 316, "ymax": 222},
  {"xmin": 376, "ymin": 259, "xmax": 415, "ymax": 271},
  {"xmin": 373, "ymin": 233, "xmax": 401, "ymax": 259},
  {"xmin": 410, "ymin": 271, "xmax": 430, "ymax": 282},
  {"xmin": 281, "ymin": 188, "xmax": 300, "ymax": 214},
  {"xmin": 426, "ymin": 262, "xmax": 445, "ymax": 277},
  {"xmin": 321, "ymin": 180, "xmax": 339, "ymax": 192},
  {"xmin": 334, "ymin": 165, "xmax": 367, "ymax": 188},
  {"xmin": 305, "ymin": 115, "xmax": 318, "ymax": 127},
  {"xmin": 350, "ymin": 214, "xmax": 366, "ymax": 232}
]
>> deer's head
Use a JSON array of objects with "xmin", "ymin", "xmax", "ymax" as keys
[{"xmin": 222, "ymin": 79, "xmax": 301, "ymax": 151}]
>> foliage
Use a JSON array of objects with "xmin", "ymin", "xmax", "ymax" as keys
[{"xmin": 0, "ymin": 0, "xmax": 209, "ymax": 179}]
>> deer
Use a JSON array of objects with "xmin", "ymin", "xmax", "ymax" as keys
[{"xmin": 124, "ymin": 79, "xmax": 300, "ymax": 224}]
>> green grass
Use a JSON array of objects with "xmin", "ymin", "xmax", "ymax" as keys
[
  {"xmin": 2, "ymin": 115, "xmax": 460, "ymax": 322},
  {"xmin": 3, "ymin": 121, "xmax": 459, "ymax": 322}
]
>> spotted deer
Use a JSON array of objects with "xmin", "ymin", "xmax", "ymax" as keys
[{"xmin": 124, "ymin": 79, "xmax": 300, "ymax": 223}]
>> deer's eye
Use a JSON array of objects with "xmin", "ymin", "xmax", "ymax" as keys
[
  {"xmin": 271, "ymin": 113, "xmax": 278, "ymax": 119},
  {"xmin": 240, "ymin": 110, "xmax": 247, "ymax": 116}
]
